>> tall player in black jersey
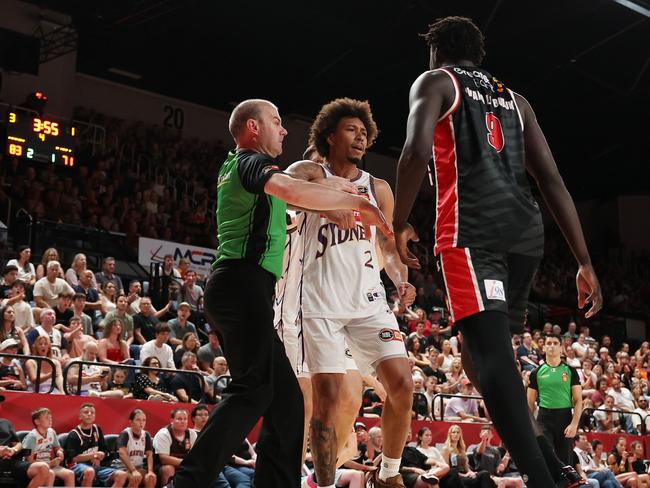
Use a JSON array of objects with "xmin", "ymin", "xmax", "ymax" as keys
[{"xmin": 393, "ymin": 17, "xmax": 603, "ymax": 488}]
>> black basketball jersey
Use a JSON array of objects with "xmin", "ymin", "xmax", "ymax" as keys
[{"xmin": 432, "ymin": 66, "xmax": 543, "ymax": 257}]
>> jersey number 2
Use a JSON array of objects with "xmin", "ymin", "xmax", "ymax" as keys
[
  {"xmin": 364, "ymin": 250, "xmax": 374, "ymax": 269},
  {"xmin": 485, "ymin": 112, "xmax": 504, "ymax": 152}
]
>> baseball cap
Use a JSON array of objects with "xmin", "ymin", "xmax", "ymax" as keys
[
  {"xmin": 0, "ymin": 338, "xmax": 19, "ymax": 351},
  {"xmin": 354, "ymin": 422, "xmax": 367, "ymax": 431},
  {"xmin": 178, "ymin": 302, "xmax": 192, "ymax": 311}
]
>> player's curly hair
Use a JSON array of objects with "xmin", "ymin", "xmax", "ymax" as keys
[
  {"xmin": 420, "ymin": 16, "xmax": 485, "ymax": 65},
  {"xmin": 308, "ymin": 98, "xmax": 378, "ymax": 158}
]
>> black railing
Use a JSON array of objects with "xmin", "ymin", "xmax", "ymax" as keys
[
  {"xmin": 62, "ymin": 359, "xmax": 209, "ymax": 400},
  {"xmin": 582, "ymin": 407, "xmax": 646, "ymax": 435},
  {"xmin": 0, "ymin": 352, "xmax": 58, "ymax": 394}
]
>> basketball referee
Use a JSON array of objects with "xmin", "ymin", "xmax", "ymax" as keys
[
  {"xmin": 528, "ymin": 333, "xmax": 583, "ymax": 465},
  {"xmin": 173, "ymin": 99, "xmax": 392, "ymax": 488}
]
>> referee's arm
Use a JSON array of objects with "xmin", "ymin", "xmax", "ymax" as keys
[
  {"xmin": 526, "ymin": 368, "xmax": 538, "ymax": 412},
  {"xmin": 564, "ymin": 374, "xmax": 583, "ymax": 438}
]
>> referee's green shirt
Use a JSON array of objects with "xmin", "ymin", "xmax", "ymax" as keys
[
  {"xmin": 214, "ymin": 149, "xmax": 286, "ymax": 279},
  {"xmin": 529, "ymin": 362, "xmax": 579, "ymax": 409}
]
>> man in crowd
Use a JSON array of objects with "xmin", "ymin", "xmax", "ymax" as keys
[
  {"xmin": 178, "ymin": 271, "xmax": 203, "ymax": 315},
  {"xmin": 33, "ymin": 261, "xmax": 75, "ymax": 309},
  {"xmin": 607, "ymin": 377, "xmax": 636, "ymax": 433},
  {"xmin": 632, "ymin": 397, "xmax": 650, "ymax": 435},
  {"xmin": 74, "ymin": 270, "xmax": 102, "ymax": 325},
  {"xmin": 26, "ymin": 308, "xmax": 68, "ymax": 361},
  {"xmin": 197, "ymin": 330, "xmax": 223, "ymax": 374},
  {"xmin": 573, "ymin": 433, "xmax": 623, "ymax": 488},
  {"xmin": 468, "ymin": 426, "xmax": 523, "ymax": 487},
  {"xmin": 140, "ymin": 323, "xmax": 175, "ymax": 369},
  {"xmin": 153, "ymin": 409, "xmax": 197, "ymax": 486},
  {"xmin": 170, "ymin": 352, "xmax": 211, "ymax": 404},
  {"xmin": 205, "ymin": 357, "xmax": 229, "ymax": 393},
  {"xmin": 0, "ymin": 265, "xmax": 18, "ymax": 299},
  {"xmin": 53, "ymin": 292, "xmax": 74, "ymax": 327},
  {"xmin": 443, "ymin": 379, "xmax": 485, "ymax": 422},
  {"xmin": 65, "ymin": 341, "xmax": 111, "ymax": 396},
  {"xmin": 0, "ymin": 395, "xmax": 54, "ymax": 488},
  {"xmin": 518, "ymin": 332, "xmax": 541, "ymax": 372},
  {"xmin": 101, "ymin": 295, "xmax": 135, "ymax": 347},
  {"xmin": 133, "ymin": 296, "xmax": 160, "ymax": 345},
  {"xmin": 95, "ymin": 257, "xmax": 124, "ymax": 295},
  {"xmin": 66, "ymin": 403, "xmax": 128, "ymax": 487},
  {"xmin": 168, "ymin": 302, "xmax": 198, "ymax": 348}
]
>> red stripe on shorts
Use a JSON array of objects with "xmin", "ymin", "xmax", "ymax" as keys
[{"xmin": 440, "ymin": 248, "xmax": 484, "ymax": 322}]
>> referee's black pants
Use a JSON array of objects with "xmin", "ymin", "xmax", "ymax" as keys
[
  {"xmin": 537, "ymin": 407, "xmax": 573, "ymax": 465},
  {"xmin": 175, "ymin": 259, "xmax": 304, "ymax": 488}
]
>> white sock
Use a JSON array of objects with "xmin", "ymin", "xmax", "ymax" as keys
[{"xmin": 379, "ymin": 455, "xmax": 401, "ymax": 481}]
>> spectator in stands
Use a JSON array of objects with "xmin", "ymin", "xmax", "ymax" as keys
[
  {"xmin": 633, "ymin": 343, "xmax": 649, "ymax": 369},
  {"xmin": 409, "ymin": 426, "xmax": 456, "ymax": 487},
  {"xmin": 564, "ymin": 322, "xmax": 579, "ymax": 341},
  {"xmin": 364, "ymin": 426, "xmax": 383, "ymax": 462},
  {"xmin": 27, "ymin": 308, "xmax": 68, "ymax": 360},
  {"xmin": 468, "ymin": 426, "xmax": 523, "ymax": 488},
  {"xmin": 205, "ymin": 356, "xmax": 230, "ymax": 397},
  {"xmin": 35, "ymin": 248, "xmax": 64, "ymax": 280},
  {"xmin": 133, "ymin": 297, "xmax": 160, "ymax": 345},
  {"xmin": 517, "ymin": 332, "xmax": 541, "ymax": 372},
  {"xmin": 0, "ymin": 265, "xmax": 18, "ymax": 300},
  {"xmin": 197, "ymin": 329, "xmax": 223, "ymax": 373},
  {"xmin": 426, "ymin": 323, "xmax": 444, "ymax": 353},
  {"xmin": 170, "ymin": 351, "xmax": 210, "ymax": 404},
  {"xmin": 54, "ymin": 292, "xmax": 74, "ymax": 327},
  {"xmin": 190, "ymin": 404, "xmax": 210, "ymax": 433},
  {"xmin": 133, "ymin": 356, "xmax": 177, "ymax": 402},
  {"xmin": 592, "ymin": 377, "xmax": 610, "ymax": 408},
  {"xmin": 632, "ymin": 397, "xmax": 650, "ymax": 435},
  {"xmin": 159, "ymin": 255, "xmax": 182, "ymax": 282},
  {"xmin": 140, "ymin": 323, "xmax": 175, "ymax": 369},
  {"xmin": 0, "ymin": 339, "xmax": 27, "ymax": 390},
  {"xmin": 592, "ymin": 440, "xmax": 608, "ymax": 470},
  {"xmin": 174, "ymin": 332, "xmax": 200, "ymax": 369},
  {"xmin": 105, "ymin": 367, "xmax": 133, "ymax": 399},
  {"xmin": 422, "ymin": 347, "xmax": 447, "ymax": 385},
  {"xmin": 0, "ymin": 395, "xmax": 54, "ymax": 488},
  {"xmin": 74, "ymin": 270, "xmax": 102, "ymax": 324},
  {"xmin": 66, "ymin": 341, "xmax": 120, "ymax": 397},
  {"xmin": 579, "ymin": 359, "xmax": 599, "ymax": 398},
  {"xmin": 95, "ymin": 257, "xmax": 125, "ymax": 295},
  {"xmin": 406, "ymin": 336, "xmax": 429, "ymax": 368},
  {"xmin": 607, "ymin": 377, "xmax": 636, "ymax": 433},
  {"xmin": 101, "ymin": 295, "xmax": 135, "ymax": 346},
  {"xmin": 98, "ymin": 318, "xmax": 130, "ymax": 365},
  {"xmin": 408, "ymin": 308, "xmax": 432, "ymax": 336},
  {"xmin": 22, "ymin": 407, "xmax": 76, "ymax": 487},
  {"xmin": 441, "ymin": 425, "xmax": 494, "ymax": 487},
  {"xmin": 25, "ymin": 335, "xmax": 65, "ymax": 393},
  {"xmin": 607, "ymin": 436, "xmax": 643, "ymax": 487},
  {"xmin": 58, "ymin": 315, "xmax": 90, "ymax": 358},
  {"xmin": 178, "ymin": 271, "xmax": 203, "ymax": 324},
  {"xmin": 98, "ymin": 282, "xmax": 119, "ymax": 326},
  {"xmin": 443, "ymin": 379, "xmax": 485, "ymax": 423},
  {"xmin": 66, "ymin": 253, "xmax": 97, "ymax": 289},
  {"xmin": 594, "ymin": 395, "xmax": 622, "ymax": 433},
  {"xmin": 573, "ymin": 432, "xmax": 623, "ymax": 488},
  {"xmin": 33, "ymin": 260, "xmax": 75, "ymax": 310},
  {"xmin": 168, "ymin": 302, "xmax": 197, "ymax": 348},
  {"xmin": 2, "ymin": 281, "xmax": 34, "ymax": 331},
  {"xmin": 71, "ymin": 293, "xmax": 95, "ymax": 337},
  {"xmin": 66, "ymin": 402, "xmax": 128, "ymax": 487},
  {"xmin": 438, "ymin": 340, "xmax": 455, "ymax": 373},
  {"xmin": 115, "ymin": 409, "xmax": 157, "ymax": 488},
  {"xmin": 572, "ymin": 334, "xmax": 589, "ymax": 360},
  {"xmin": 444, "ymin": 358, "xmax": 466, "ymax": 394},
  {"xmin": 6, "ymin": 245, "xmax": 36, "ymax": 286},
  {"xmin": 153, "ymin": 408, "xmax": 197, "ymax": 486},
  {"xmin": 629, "ymin": 441, "xmax": 649, "ymax": 480},
  {"xmin": 0, "ymin": 304, "xmax": 30, "ymax": 354}
]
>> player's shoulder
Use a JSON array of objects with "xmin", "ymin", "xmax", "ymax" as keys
[{"xmin": 412, "ymin": 69, "xmax": 455, "ymax": 90}]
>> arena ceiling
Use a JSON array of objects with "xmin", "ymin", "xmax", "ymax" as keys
[{"xmin": 27, "ymin": 0, "xmax": 650, "ymax": 198}]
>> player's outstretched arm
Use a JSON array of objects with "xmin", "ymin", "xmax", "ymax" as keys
[
  {"xmin": 515, "ymin": 93, "xmax": 603, "ymax": 318},
  {"xmin": 375, "ymin": 178, "xmax": 416, "ymax": 307},
  {"xmin": 394, "ymin": 70, "xmax": 452, "ymax": 268},
  {"xmin": 264, "ymin": 173, "xmax": 392, "ymax": 237}
]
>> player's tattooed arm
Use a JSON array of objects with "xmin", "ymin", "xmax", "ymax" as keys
[
  {"xmin": 310, "ymin": 419, "xmax": 337, "ymax": 486},
  {"xmin": 285, "ymin": 159, "xmax": 326, "ymax": 181}
]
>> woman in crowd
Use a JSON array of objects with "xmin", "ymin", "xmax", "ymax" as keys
[
  {"xmin": 98, "ymin": 281, "xmax": 119, "ymax": 323},
  {"xmin": 6, "ymin": 245, "xmax": 36, "ymax": 285},
  {"xmin": 0, "ymin": 338, "xmax": 27, "ymax": 390},
  {"xmin": 605, "ymin": 362, "xmax": 619, "ymax": 387},
  {"xmin": 0, "ymin": 305, "xmax": 30, "ymax": 355},
  {"xmin": 444, "ymin": 358, "xmax": 466, "ymax": 394},
  {"xmin": 441, "ymin": 425, "xmax": 495, "ymax": 488},
  {"xmin": 98, "ymin": 318, "xmax": 130, "ymax": 364},
  {"xmin": 174, "ymin": 332, "xmax": 200, "ymax": 369},
  {"xmin": 65, "ymin": 253, "xmax": 97, "ymax": 288},
  {"xmin": 408, "ymin": 308, "xmax": 432, "ymax": 336},
  {"xmin": 35, "ymin": 247, "xmax": 64, "ymax": 280},
  {"xmin": 607, "ymin": 436, "xmax": 646, "ymax": 487},
  {"xmin": 592, "ymin": 440, "xmax": 608, "ymax": 469},
  {"xmin": 133, "ymin": 356, "xmax": 177, "ymax": 401},
  {"xmin": 438, "ymin": 340, "xmax": 455, "ymax": 373},
  {"xmin": 579, "ymin": 358, "xmax": 599, "ymax": 398},
  {"xmin": 24, "ymin": 335, "xmax": 64, "ymax": 393},
  {"xmin": 406, "ymin": 336, "xmax": 429, "ymax": 369}
]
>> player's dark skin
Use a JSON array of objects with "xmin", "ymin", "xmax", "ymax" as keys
[{"xmin": 393, "ymin": 48, "xmax": 602, "ymax": 317}]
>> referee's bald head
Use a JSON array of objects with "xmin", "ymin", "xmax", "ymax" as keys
[{"xmin": 229, "ymin": 99, "xmax": 277, "ymax": 139}]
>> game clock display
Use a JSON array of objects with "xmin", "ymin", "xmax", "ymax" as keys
[{"xmin": 5, "ymin": 110, "xmax": 76, "ymax": 166}]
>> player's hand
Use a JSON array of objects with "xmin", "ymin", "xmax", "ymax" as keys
[
  {"xmin": 576, "ymin": 264, "xmax": 602, "ymax": 318},
  {"xmin": 397, "ymin": 282, "xmax": 416, "ymax": 307},
  {"xmin": 323, "ymin": 210, "xmax": 357, "ymax": 230},
  {"xmin": 314, "ymin": 176, "xmax": 359, "ymax": 194},
  {"xmin": 357, "ymin": 199, "xmax": 392, "ymax": 238},
  {"xmin": 394, "ymin": 222, "xmax": 420, "ymax": 269},
  {"xmin": 564, "ymin": 423, "xmax": 578, "ymax": 438}
]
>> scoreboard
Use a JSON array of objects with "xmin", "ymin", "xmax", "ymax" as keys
[{"xmin": 5, "ymin": 110, "xmax": 76, "ymax": 166}]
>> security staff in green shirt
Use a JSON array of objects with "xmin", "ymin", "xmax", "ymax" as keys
[
  {"xmin": 174, "ymin": 98, "xmax": 392, "ymax": 488},
  {"xmin": 528, "ymin": 333, "xmax": 583, "ymax": 465}
]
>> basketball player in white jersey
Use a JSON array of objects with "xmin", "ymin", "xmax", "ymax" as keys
[{"xmin": 285, "ymin": 98, "xmax": 416, "ymax": 488}]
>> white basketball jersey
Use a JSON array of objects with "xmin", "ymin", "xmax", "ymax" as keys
[
  {"xmin": 274, "ymin": 211, "xmax": 305, "ymax": 329},
  {"xmin": 117, "ymin": 428, "xmax": 148, "ymax": 469},
  {"xmin": 27, "ymin": 428, "xmax": 57, "ymax": 462},
  {"xmin": 301, "ymin": 167, "xmax": 385, "ymax": 318}
]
